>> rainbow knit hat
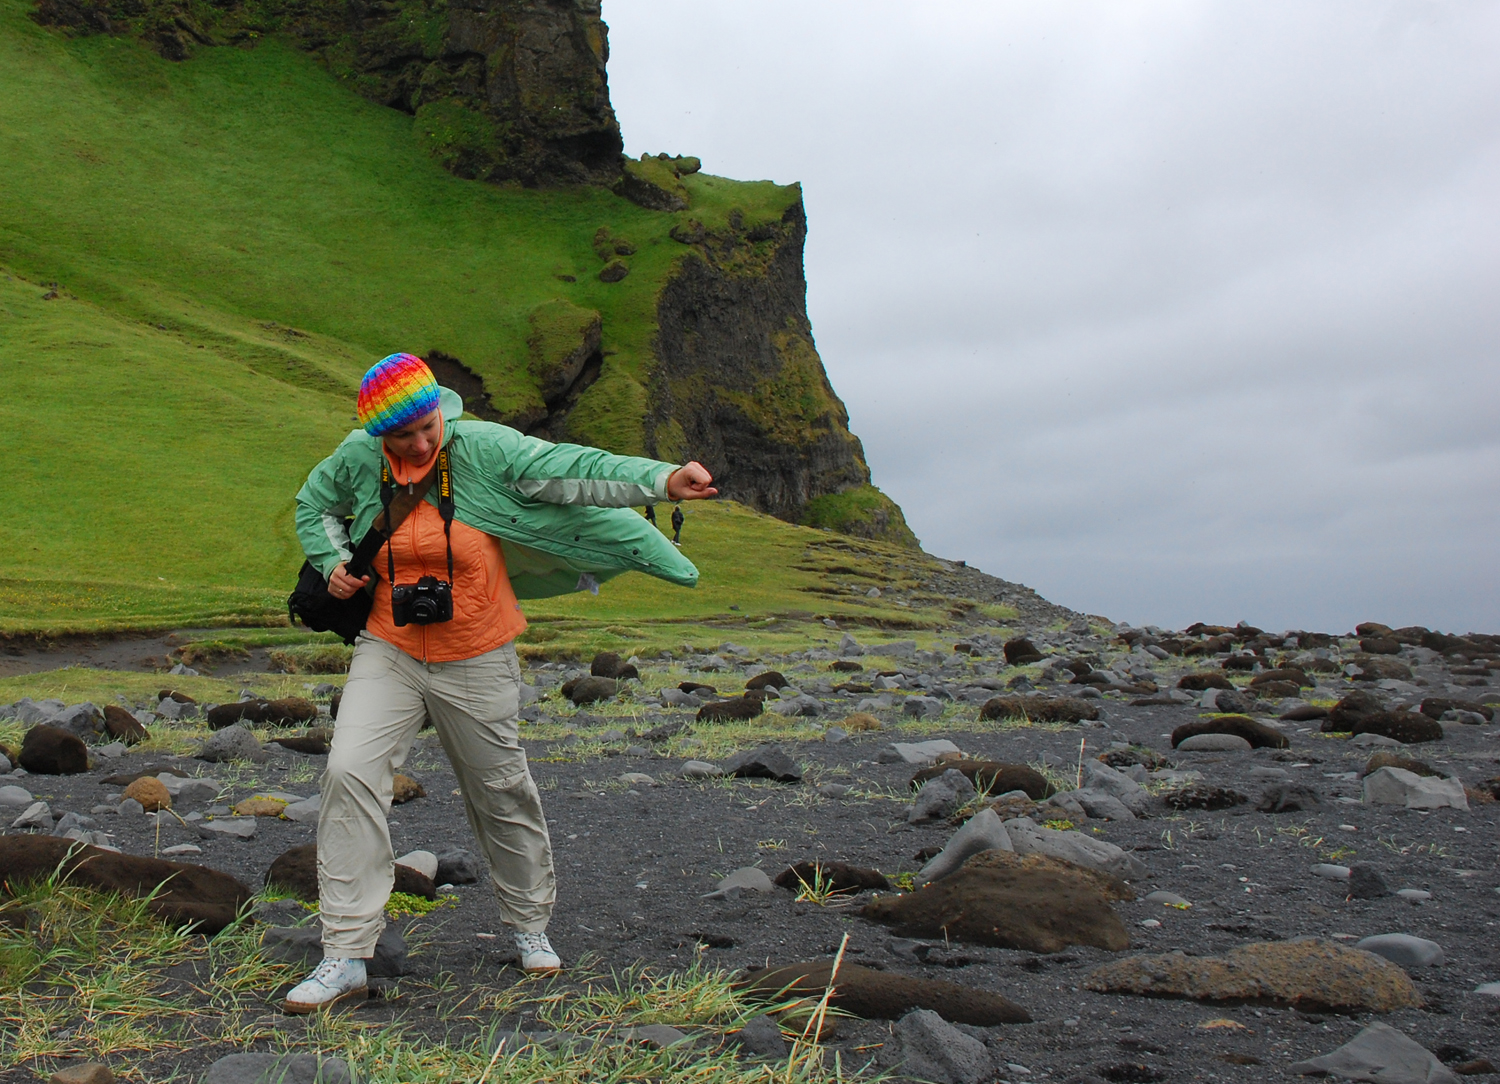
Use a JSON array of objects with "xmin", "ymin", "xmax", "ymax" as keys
[{"xmin": 357, "ymin": 353, "xmax": 441, "ymax": 436}]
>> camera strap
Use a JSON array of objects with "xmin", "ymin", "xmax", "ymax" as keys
[{"xmin": 375, "ymin": 450, "xmax": 455, "ymax": 586}]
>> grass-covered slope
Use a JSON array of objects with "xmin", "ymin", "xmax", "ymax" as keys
[{"xmin": 0, "ymin": 0, "xmax": 926, "ymax": 634}]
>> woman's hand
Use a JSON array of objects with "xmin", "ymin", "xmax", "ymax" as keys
[
  {"xmin": 328, "ymin": 562, "xmax": 371, "ymax": 600},
  {"xmin": 667, "ymin": 461, "xmax": 718, "ymax": 501}
]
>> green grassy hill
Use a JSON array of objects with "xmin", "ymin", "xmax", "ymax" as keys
[{"xmin": 0, "ymin": 0, "xmax": 927, "ymax": 640}]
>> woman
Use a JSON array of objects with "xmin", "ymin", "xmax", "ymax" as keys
[{"xmin": 284, "ymin": 353, "xmax": 714, "ymax": 1013}]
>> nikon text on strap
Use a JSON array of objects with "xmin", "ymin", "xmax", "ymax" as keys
[{"xmin": 382, "ymin": 449, "xmax": 454, "ymax": 588}]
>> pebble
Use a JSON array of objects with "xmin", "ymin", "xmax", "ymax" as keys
[
  {"xmin": 1475, "ymin": 982, "xmax": 1500, "ymax": 997},
  {"xmin": 1312, "ymin": 863, "xmax": 1352, "ymax": 880},
  {"xmin": 703, "ymin": 867, "xmax": 775, "ymax": 899},
  {"xmin": 10, "ymin": 801, "xmax": 53, "ymax": 830},
  {"xmin": 823, "ymin": 726, "xmax": 848, "ymax": 744},
  {"xmin": 681, "ymin": 761, "xmax": 723, "ymax": 779},
  {"xmin": 1351, "ymin": 732, "xmax": 1403, "ymax": 748},
  {"xmin": 1395, "ymin": 888, "xmax": 1432, "ymax": 902},
  {"xmin": 1356, "ymin": 934, "xmax": 1444, "ymax": 967},
  {"xmin": 618, "ymin": 772, "xmax": 657, "ymax": 787},
  {"xmin": 816, "ymin": 783, "xmax": 852, "ymax": 799},
  {"xmin": 0, "ymin": 785, "xmax": 34, "ymax": 808},
  {"xmin": 162, "ymin": 843, "xmax": 202, "ymax": 856}
]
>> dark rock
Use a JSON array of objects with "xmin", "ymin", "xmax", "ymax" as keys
[
  {"xmin": 203, "ymin": 1052, "xmax": 354, "ymax": 1084},
  {"xmin": 877, "ymin": 1008, "xmax": 995, "ymax": 1084},
  {"xmin": 737, "ymin": 960, "xmax": 1030, "ymax": 1025},
  {"xmin": 1003, "ymin": 637, "xmax": 1045, "ymax": 665},
  {"xmin": 1171, "ymin": 716, "xmax": 1288, "ymax": 750},
  {"xmin": 1249, "ymin": 667, "xmax": 1310, "ymax": 687},
  {"xmin": 19, "ymin": 726, "xmax": 89, "ymax": 774},
  {"xmin": 908, "ymin": 769, "xmax": 977, "ymax": 824},
  {"xmin": 1213, "ymin": 690, "xmax": 1253, "ymax": 714},
  {"xmin": 697, "ymin": 698, "xmax": 763, "ymax": 722},
  {"xmin": 1097, "ymin": 748, "xmax": 1171, "ymax": 771},
  {"xmin": 745, "ymin": 671, "xmax": 790, "ymax": 691},
  {"xmin": 1177, "ymin": 673, "xmax": 1235, "ymax": 692},
  {"xmin": 1348, "ymin": 656, "xmax": 1414, "ymax": 682},
  {"xmin": 266, "ymin": 844, "xmax": 436, "ymax": 902},
  {"xmin": 598, "ymin": 259, "xmax": 630, "ymax": 283},
  {"xmin": 1256, "ymin": 784, "xmax": 1322, "ymax": 813},
  {"xmin": 1324, "ymin": 691, "xmax": 1385, "ymax": 730},
  {"xmin": 1362, "ymin": 752, "xmax": 1441, "ymax": 778},
  {"xmin": 669, "ymin": 220, "xmax": 706, "ymax": 245},
  {"xmin": 1164, "ymin": 784, "xmax": 1248, "ymax": 811},
  {"xmin": 0, "ymin": 836, "xmax": 250, "ymax": 933},
  {"xmin": 269, "ymin": 730, "xmax": 331, "ymax": 755},
  {"xmin": 909, "ymin": 760, "xmax": 1055, "ymax": 801},
  {"xmin": 727, "ymin": 1013, "xmax": 788, "ymax": 1059},
  {"xmin": 1418, "ymin": 697, "xmax": 1494, "ymax": 722},
  {"xmin": 1280, "ymin": 704, "xmax": 1329, "ymax": 722},
  {"xmin": 562, "ymin": 676, "xmax": 617, "ymax": 705},
  {"xmin": 1360, "ymin": 637, "xmax": 1402, "ymax": 655},
  {"xmin": 590, "ymin": 653, "xmax": 638, "ymax": 681},
  {"xmin": 1347, "ymin": 864, "xmax": 1391, "ymax": 899},
  {"xmin": 261, "ymin": 925, "xmax": 408, "ymax": 979},
  {"xmin": 207, "ymin": 698, "xmax": 317, "ymax": 730},
  {"xmin": 102, "ymin": 704, "xmax": 149, "ymax": 745},
  {"xmin": 861, "ymin": 850, "xmax": 1133, "ymax": 954},
  {"xmin": 979, "ymin": 695, "xmax": 1100, "ymax": 724},
  {"xmin": 196, "ymin": 724, "xmax": 267, "ymax": 763},
  {"xmin": 1348, "ymin": 711, "xmax": 1445, "ymax": 745},
  {"xmin": 773, "ymin": 861, "xmax": 889, "ymax": 894},
  {"xmin": 436, "ymin": 848, "xmax": 481, "ymax": 886},
  {"xmin": 723, "ymin": 743, "xmax": 801, "ymax": 783}
]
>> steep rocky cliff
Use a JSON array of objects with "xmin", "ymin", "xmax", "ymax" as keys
[{"xmin": 34, "ymin": 0, "xmax": 622, "ymax": 185}]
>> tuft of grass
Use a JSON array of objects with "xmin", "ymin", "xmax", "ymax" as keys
[{"xmin": 790, "ymin": 865, "xmax": 851, "ymax": 907}]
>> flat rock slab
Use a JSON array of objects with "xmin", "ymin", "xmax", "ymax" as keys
[
  {"xmin": 204, "ymin": 1052, "xmax": 354, "ymax": 1084},
  {"xmin": 1362, "ymin": 767, "xmax": 1468, "ymax": 810},
  {"xmin": 1084, "ymin": 939, "xmax": 1423, "ymax": 1013},
  {"xmin": 884, "ymin": 739, "xmax": 962, "ymax": 765},
  {"xmin": 863, "ymin": 850, "xmax": 1132, "ymax": 954},
  {"xmin": 737, "ymin": 960, "xmax": 1030, "ymax": 1026},
  {"xmin": 1289, "ymin": 1022, "xmax": 1460, "ymax": 1084}
]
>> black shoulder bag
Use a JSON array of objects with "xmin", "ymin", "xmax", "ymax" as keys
[{"xmin": 287, "ymin": 457, "xmax": 442, "ymax": 645}]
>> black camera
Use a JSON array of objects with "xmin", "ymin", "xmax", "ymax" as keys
[{"xmin": 390, "ymin": 576, "xmax": 453, "ymax": 626}]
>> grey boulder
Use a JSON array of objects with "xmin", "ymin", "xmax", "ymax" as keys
[
  {"xmin": 436, "ymin": 848, "xmax": 481, "ymax": 886},
  {"xmin": 196, "ymin": 725, "xmax": 268, "ymax": 764},
  {"xmin": 903, "ymin": 696, "xmax": 944, "ymax": 719},
  {"xmin": 1069, "ymin": 788, "xmax": 1136, "ymax": 821},
  {"xmin": 1362, "ymin": 767, "xmax": 1468, "ymax": 811},
  {"xmin": 1176, "ymin": 733, "xmax": 1253, "ymax": 752},
  {"xmin": 1290, "ymin": 1022, "xmax": 1459, "ymax": 1084},
  {"xmin": 1004, "ymin": 818, "xmax": 1149, "ymax": 881},
  {"xmin": 917, "ymin": 808, "xmax": 1012, "ymax": 885},
  {"xmin": 722, "ymin": 744, "xmax": 802, "ymax": 783},
  {"xmin": 908, "ymin": 769, "xmax": 976, "ymax": 824},
  {"xmin": 876, "ymin": 1008, "xmax": 993, "ymax": 1084}
]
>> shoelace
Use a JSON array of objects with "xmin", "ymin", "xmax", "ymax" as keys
[
  {"xmin": 307, "ymin": 957, "xmax": 354, "ymax": 986},
  {"xmin": 515, "ymin": 932, "xmax": 553, "ymax": 954}
]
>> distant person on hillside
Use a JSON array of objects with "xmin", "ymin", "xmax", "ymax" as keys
[
  {"xmin": 644, "ymin": 503, "xmax": 657, "ymax": 527},
  {"xmin": 285, "ymin": 353, "xmax": 715, "ymax": 1014},
  {"xmin": 671, "ymin": 503, "xmax": 685, "ymax": 545}
]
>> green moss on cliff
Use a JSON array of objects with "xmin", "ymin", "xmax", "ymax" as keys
[{"xmin": 801, "ymin": 484, "xmax": 920, "ymax": 549}]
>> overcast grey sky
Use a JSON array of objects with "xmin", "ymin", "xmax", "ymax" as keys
[{"xmin": 606, "ymin": 2, "xmax": 1500, "ymax": 634}]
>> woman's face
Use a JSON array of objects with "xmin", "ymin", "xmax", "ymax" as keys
[{"xmin": 383, "ymin": 410, "xmax": 442, "ymax": 466}]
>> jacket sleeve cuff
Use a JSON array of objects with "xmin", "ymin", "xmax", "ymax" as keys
[{"xmin": 653, "ymin": 466, "xmax": 678, "ymax": 503}]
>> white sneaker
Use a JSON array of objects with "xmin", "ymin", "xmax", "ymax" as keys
[
  {"xmin": 282, "ymin": 957, "xmax": 368, "ymax": 1014},
  {"xmin": 513, "ymin": 930, "xmax": 561, "ymax": 973}
]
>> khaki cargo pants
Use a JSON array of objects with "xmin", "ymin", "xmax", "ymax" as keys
[{"xmin": 318, "ymin": 635, "xmax": 555, "ymax": 958}]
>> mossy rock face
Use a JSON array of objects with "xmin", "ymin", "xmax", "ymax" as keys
[
  {"xmin": 801, "ymin": 484, "xmax": 919, "ymax": 549},
  {"xmin": 614, "ymin": 156, "xmax": 692, "ymax": 211}
]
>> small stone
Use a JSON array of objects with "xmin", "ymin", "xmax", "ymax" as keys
[
  {"xmin": 436, "ymin": 848, "xmax": 480, "ymax": 885},
  {"xmin": 823, "ymin": 726, "xmax": 848, "ymax": 744},
  {"xmin": 196, "ymin": 725, "xmax": 267, "ymax": 764},
  {"xmin": 1395, "ymin": 888, "xmax": 1431, "ymax": 902},
  {"xmin": 722, "ymin": 744, "xmax": 802, "ymax": 783},
  {"xmin": 1348, "ymin": 864, "xmax": 1392, "ymax": 899},
  {"xmin": 392, "ymin": 774, "xmax": 425, "ymax": 803},
  {"xmin": 884, "ymin": 739, "xmax": 963, "ymax": 765},
  {"xmin": 704, "ymin": 867, "xmax": 775, "ymax": 899},
  {"xmin": 1176, "ymin": 733, "xmax": 1253, "ymax": 752},
  {"xmin": 395, "ymin": 849, "xmax": 438, "ymax": 881},
  {"xmin": 681, "ymin": 760, "xmax": 722, "ymax": 779},
  {"xmin": 0, "ymin": 784, "xmax": 34, "ymax": 808},
  {"xmin": 49, "ymin": 1063, "xmax": 115, "ymax": 1084},
  {"xmin": 161, "ymin": 843, "xmax": 202, "ymax": 856},
  {"xmin": 618, "ymin": 772, "xmax": 657, "ymax": 787},
  {"xmin": 626, "ymin": 1023, "xmax": 691, "ymax": 1049},
  {"xmin": 729, "ymin": 1013, "xmax": 788, "ymax": 1058},
  {"xmin": 10, "ymin": 801, "xmax": 53, "ymax": 831},
  {"xmin": 197, "ymin": 817, "xmax": 258, "ymax": 840},
  {"xmin": 624, "ymin": 744, "xmax": 650, "ymax": 757},
  {"xmin": 816, "ymin": 783, "xmax": 852, "ymax": 799},
  {"xmin": 281, "ymin": 795, "xmax": 320, "ymax": 823},
  {"xmin": 908, "ymin": 768, "xmax": 976, "ymax": 824},
  {"xmin": 1312, "ymin": 863, "xmax": 1352, "ymax": 880},
  {"xmin": 877, "ymin": 1008, "xmax": 992, "ymax": 1084},
  {"xmin": 116, "ymin": 798, "xmax": 145, "ymax": 816},
  {"xmin": 1355, "ymin": 934, "xmax": 1444, "ymax": 967},
  {"xmin": 1143, "ymin": 891, "xmax": 1192, "ymax": 909},
  {"xmin": 903, "ymin": 696, "xmax": 944, "ymax": 719}
]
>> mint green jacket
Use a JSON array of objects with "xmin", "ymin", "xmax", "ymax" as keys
[{"xmin": 295, "ymin": 389, "xmax": 699, "ymax": 598}]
